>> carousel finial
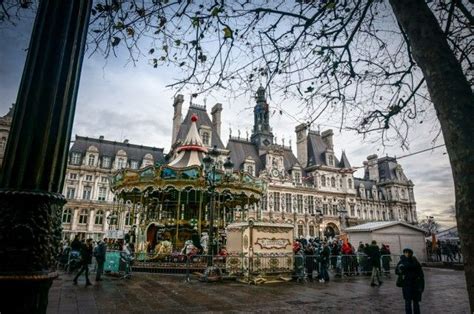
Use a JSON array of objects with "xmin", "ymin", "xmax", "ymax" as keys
[{"xmin": 191, "ymin": 114, "xmax": 198, "ymax": 122}]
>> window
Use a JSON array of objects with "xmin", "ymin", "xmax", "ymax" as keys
[
  {"xmin": 273, "ymin": 192, "xmax": 280, "ymax": 212},
  {"xmin": 66, "ymin": 187, "xmax": 76, "ymax": 199},
  {"xmin": 297, "ymin": 225, "xmax": 304, "ymax": 237},
  {"xmin": 297, "ymin": 195, "xmax": 303, "ymax": 213},
  {"xmin": 0, "ymin": 137, "xmax": 6, "ymax": 150},
  {"xmin": 331, "ymin": 177, "xmax": 336, "ymax": 188},
  {"xmin": 62, "ymin": 208, "xmax": 72, "ymax": 223},
  {"xmin": 294, "ymin": 172, "xmax": 301, "ymax": 184},
  {"xmin": 309, "ymin": 225, "xmax": 315, "ymax": 237},
  {"xmin": 101, "ymin": 176, "xmax": 108, "ymax": 183},
  {"xmin": 247, "ymin": 165, "xmax": 253, "ymax": 175},
  {"xmin": 78, "ymin": 209, "xmax": 88, "ymax": 224},
  {"xmin": 357, "ymin": 209, "xmax": 361, "ymax": 217},
  {"xmin": 130, "ymin": 160, "xmax": 139, "ymax": 169},
  {"xmin": 321, "ymin": 176, "xmax": 326, "ymax": 187},
  {"xmin": 102, "ymin": 156, "xmax": 111, "ymax": 168},
  {"xmin": 82, "ymin": 186, "xmax": 92, "ymax": 200},
  {"xmin": 323, "ymin": 204, "xmax": 328, "ymax": 215},
  {"xmin": 69, "ymin": 173, "xmax": 77, "ymax": 180},
  {"xmin": 285, "ymin": 193, "xmax": 292, "ymax": 213},
  {"xmin": 98, "ymin": 187, "xmax": 107, "ymax": 201},
  {"xmin": 332, "ymin": 205, "xmax": 337, "ymax": 216},
  {"xmin": 71, "ymin": 152, "xmax": 81, "ymax": 165},
  {"xmin": 202, "ymin": 132, "xmax": 210, "ymax": 145},
  {"xmin": 308, "ymin": 196, "xmax": 314, "ymax": 214},
  {"xmin": 85, "ymin": 175, "xmax": 92, "ymax": 182},
  {"xmin": 117, "ymin": 158, "xmax": 126, "ymax": 169},
  {"xmin": 350, "ymin": 205, "xmax": 355, "ymax": 217},
  {"xmin": 95, "ymin": 210, "xmax": 104, "ymax": 225},
  {"xmin": 328, "ymin": 155, "xmax": 333, "ymax": 166},
  {"xmin": 382, "ymin": 211, "xmax": 386, "ymax": 220},
  {"xmin": 125, "ymin": 212, "xmax": 132, "ymax": 226},
  {"xmin": 88, "ymin": 154, "xmax": 95, "ymax": 166},
  {"xmin": 348, "ymin": 178, "xmax": 353, "ymax": 189},
  {"xmin": 339, "ymin": 178, "xmax": 343, "ymax": 188}
]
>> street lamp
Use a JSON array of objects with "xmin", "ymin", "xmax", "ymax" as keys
[
  {"xmin": 312, "ymin": 209, "xmax": 324, "ymax": 239},
  {"xmin": 202, "ymin": 146, "xmax": 233, "ymax": 280}
]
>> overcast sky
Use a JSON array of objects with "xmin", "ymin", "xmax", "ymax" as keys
[{"xmin": 0, "ymin": 13, "xmax": 456, "ymax": 228}]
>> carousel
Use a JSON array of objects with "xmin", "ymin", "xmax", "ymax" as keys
[{"xmin": 109, "ymin": 114, "xmax": 265, "ymax": 260}]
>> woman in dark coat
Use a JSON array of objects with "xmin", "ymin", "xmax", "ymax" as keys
[
  {"xmin": 73, "ymin": 238, "xmax": 93, "ymax": 286},
  {"xmin": 396, "ymin": 248, "xmax": 424, "ymax": 314}
]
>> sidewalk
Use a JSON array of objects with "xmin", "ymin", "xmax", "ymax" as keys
[{"xmin": 47, "ymin": 268, "xmax": 470, "ymax": 313}]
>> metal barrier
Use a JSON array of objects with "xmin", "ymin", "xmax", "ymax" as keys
[{"xmin": 132, "ymin": 253, "xmax": 228, "ymax": 274}]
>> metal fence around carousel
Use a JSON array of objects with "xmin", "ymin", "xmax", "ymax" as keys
[{"xmin": 104, "ymin": 251, "xmax": 404, "ymax": 281}]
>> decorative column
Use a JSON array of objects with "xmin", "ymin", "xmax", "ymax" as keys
[{"xmin": 0, "ymin": 1, "xmax": 91, "ymax": 313}]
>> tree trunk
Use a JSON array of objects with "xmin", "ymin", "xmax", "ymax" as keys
[{"xmin": 389, "ymin": 0, "xmax": 474, "ymax": 310}]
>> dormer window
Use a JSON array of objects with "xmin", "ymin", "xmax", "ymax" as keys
[
  {"xmin": 328, "ymin": 155, "xmax": 334, "ymax": 166},
  {"xmin": 102, "ymin": 156, "xmax": 111, "ymax": 168},
  {"xmin": 130, "ymin": 160, "xmax": 139, "ymax": 169},
  {"xmin": 202, "ymin": 132, "xmax": 210, "ymax": 145},
  {"xmin": 117, "ymin": 158, "xmax": 126, "ymax": 169},
  {"xmin": 88, "ymin": 154, "xmax": 95, "ymax": 166},
  {"xmin": 71, "ymin": 152, "xmax": 81, "ymax": 165},
  {"xmin": 294, "ymin": 172, "xmax": 301, "ymax": 184},
  {"xmin": 247, "ymin": 165, "xmax": 254, "ymax": 175}
]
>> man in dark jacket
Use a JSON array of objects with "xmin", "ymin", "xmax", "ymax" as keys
[
  {"xmin": 73, "ymin": 238, "xmax": 93, "ymax": 286},
  {"xmin": 94, "ymin": 238, "xmax": 107, "ymax": 281},
  {"xmin": 368, "ymin": 240, "xmax": 382, "ymax": 286},
  {"xmin": 396, "ymin": 248, "xmax": 424, "ymax": 314}
]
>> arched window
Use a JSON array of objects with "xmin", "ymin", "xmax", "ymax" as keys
[
  {"xmin": 125, "ymin": 212, "xmax": 132, "ymax": 226},
  {"xmin": 348, "ymin": 178, "xmax": 353, "ymax": 189},
  {"xmin": 331, "ymin": 177, "xmax": 336, "ymax": 188},
  {"xmin": 95, "ymin": 210, "xmax": 104, "ymax": 225},
  {"xmin": 247, "ymin": 165, "xmax": 253, "ymax": 175},
  {"xmin": 78, "ymin": 209, "xmax": 88, "ymax": 224},
  {"xmin": 202, "ymin": 132, "xmax": 210, "ymax": 145},
  {"xmin": 62, "ymin": 208, "xmax": 72, "ymax": 223},
  {"xmin": 321, "ymin": 176, "xmax": 326, "ymax": 187}
]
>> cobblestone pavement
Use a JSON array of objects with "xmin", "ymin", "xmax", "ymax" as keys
[{"xmin": 47, "ymin": 268, "xmax": 469, "ymax": 313}]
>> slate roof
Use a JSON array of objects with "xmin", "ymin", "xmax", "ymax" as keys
[
  {"xmin": 345, "ymin": 221, "xmax": 425, "ymax": 233},
  {"xmin": 354, "ymin": 178, "xmax": 381, "ymax": 199},
  {"xmin": 227, "ymin": 139, "xmax": 264, "ymax": 173},
  {"xmin": 339, "ymin": 151, "xmax": 351, "ymax": 168},
  {"xmin": 377, "ymin": 157, "xmax": 406, "ymax": 181},
  {"xmin": 306, "ymin": 131, "xmax": 352, "ymax": 169},
  {"xmin": 175, "ymin": 105, "xmax": 225, "ymax": 149},
  {"xmin": 70, "ymin": 136, "xmax": 165, "ymax": 163}
]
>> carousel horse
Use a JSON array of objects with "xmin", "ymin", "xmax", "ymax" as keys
[{"xmin": 148, "ymin": 240, "xmax": 172, "ymax": 261}]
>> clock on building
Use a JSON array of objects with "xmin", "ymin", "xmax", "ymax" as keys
[{"xmin": 271, "ymin": 168, "xmax": 279, "ymax": 177}]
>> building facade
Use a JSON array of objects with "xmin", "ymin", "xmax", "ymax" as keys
[{"xmin": 0, "ymin": 89, "xmax": 417, "ymax": 241}]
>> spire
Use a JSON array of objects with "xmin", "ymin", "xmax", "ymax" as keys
[
  {"xmin": 168, "ymin": 114, "xmax": 208, "ymax": 168},
  {"xmin": 339, "ymin": 150, "xmax": 352, "ymax": 168},
  {"xmin": 250, "ymin": 85, "xmax": 274, "ymax": 148}
]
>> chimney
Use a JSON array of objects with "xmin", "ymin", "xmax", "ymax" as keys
[
  {"xmin": 211, "ymin": 103, "xmax": 223, "ymax": 137},
  {"xmin": 366, "ymin": 154, "xmax": 379, "ymax": 182},
  {"xmin": 99, "ymin": 135, "xmax": 104, "ymax": 140},
  {"xmin": 123, "ymin": 139, "xmax": 129, "ymax": 144},
  {"xmin": 295, "ymin": 123, "xmax": 308, "ymax": 167},
  {"xmin": 321, "ymin": 129, "xmax": 334, "ymax": 151},
  {"xmin": 172, "ymin": 94, "xmax": 184, "ymax": 145}
]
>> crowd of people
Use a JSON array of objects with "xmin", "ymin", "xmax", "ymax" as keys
[
  {"xmin": 292, "ymin": 237, "xmax": 393, "ymax": 285},
  {"xmin": 426, "ymin": 239, "xmax": 462, "ymax": 262}
]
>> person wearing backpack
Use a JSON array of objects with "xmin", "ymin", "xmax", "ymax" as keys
[{"xmin": 396, "ymin": 248, "xmax": 425, "ymax": 314}]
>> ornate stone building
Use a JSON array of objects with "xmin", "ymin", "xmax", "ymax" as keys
[{"xmin": 0, "ymin": 90, "xmax": 417, "ymax": 241}]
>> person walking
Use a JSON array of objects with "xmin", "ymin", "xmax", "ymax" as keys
[
  {"xmin": 396, "ymin": 248, "xmax": 425, "ymax": 314},
  {"xmin": 94, "ymin": 237, "xmax": 107, "ymax": 282},
  {"xmin": 73, "ymin": 238, "xmax": 93, "ymax": 286},
  {"xmin": 319, "ymin": 241, "xmax": 330, "ymax": 282},
  {"xmin": 367, "ymin": 240, "xmax": 382, "ymax": 286}
]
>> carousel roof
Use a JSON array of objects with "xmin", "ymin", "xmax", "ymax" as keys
[{"xmin": 168, "ymin": 114, "xmax": 208, "ymax": 168}]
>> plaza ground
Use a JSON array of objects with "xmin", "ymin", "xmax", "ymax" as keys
[{"xmin": 47, "ymin": 268, "xmax": 469, "ymax": 313}]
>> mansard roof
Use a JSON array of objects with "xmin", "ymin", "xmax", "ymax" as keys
[
  {"xmin": 175, "ymin": 104, "xmax": 225, "ymax": 149},
  {"xmin": 306, "ymin": 131, "xmax": 353, "ymax": 169},
  {"xmin": 70, "ymin": 135, "xmax": 165, "ymax": 163},
  {"xmin": 354, "ymin": 177, "xmax": 380, "ymax": 199},
  {"xmin": 227, "ymin": 138, "xmax": 264, "ymax": 173}
]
